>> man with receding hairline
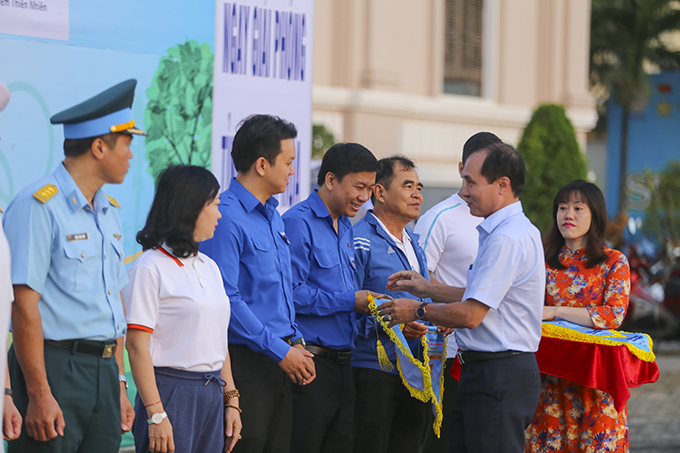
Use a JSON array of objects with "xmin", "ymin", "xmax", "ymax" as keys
[{"xmin": 379, "ymin": 144, "xmax": 544, "ymax": 453}]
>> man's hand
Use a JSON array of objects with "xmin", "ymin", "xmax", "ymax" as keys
[
  {"xmin": 279, "ymin": 345, "xmax": 316, "ymax": 385},
  {"xmin": 378, "ymin": 298, "xmax": 421, "ymax": 328},
  {"xmin": 402, "ymin": 322, "xmax": 428, "ymax": 340},
  {"xmin": 3, "ymin": 393, "xmax": 22, "ymax": 441},
  {"xmin": 148, "ymin": 416, "xmax": 174, "ymax": 453},
  {"xmin": 355, "ymin": 290, "xmax": 392, "ymax": 315},
  {"xmin": 436, "ymin": 326, "xmax": 455, "ymax": 336},
  {"xmin": 120, "ymin": 385, "xmax": 134, "ymax": 433},
  {"xmin": 25, "ymin": 392, "xmax": 64, "ymax": 442},
  {"xmin": 386, "ymin": 271, "xmax": 432, "ymax": 299}
]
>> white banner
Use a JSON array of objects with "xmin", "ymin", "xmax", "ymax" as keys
[
  {"xmin": 212, "ymin": 0, "xmax": 313, "ymax": 210},
  {"xmin": 0, "ymin": 0, "xmax": 69, "ymax": 40}
]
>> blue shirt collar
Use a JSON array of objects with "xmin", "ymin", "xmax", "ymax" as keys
[
  {"xmin": 308, "ymin": 189, "xmax": 351, "ymax": 229},
  {"xmin": 228, "ymin": 178, "xmax": 279, "ymax": 214},
  {"xmin": 54, "ymin": 162, "xmax": 111, "ymax": 214},
  {"xmin": 477, "ymin": 200, "xmax": 523, "ymax": 235}
]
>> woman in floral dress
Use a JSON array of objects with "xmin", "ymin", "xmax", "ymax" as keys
[{"xmin": 525, "ymin": 180, "xmax": 631, "ymax": 452}]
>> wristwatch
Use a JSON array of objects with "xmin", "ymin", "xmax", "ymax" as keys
[
  {"xmin": 119, "ymin": 374, "xmax": 128, "ymax": 390},
  {"xmin": 416, "ymin": 302, "xmax": 429, "ymax": 320},
  {"xmin": 147, "ymin": 412, "xmax": 168, "ymax": 425}
]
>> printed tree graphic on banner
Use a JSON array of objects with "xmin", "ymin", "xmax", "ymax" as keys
[{"xmin": 145, "ymin": 40, "xmax": 213, "ymax": 183}]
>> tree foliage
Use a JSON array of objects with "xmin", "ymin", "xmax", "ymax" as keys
[
  {"xmin": 643, "ymin": 161, "xmax": 680, "ymax": 249},
  {"xmin": 145, "ymin": 40, "xmax": 214, "ymax": 183},
  {"xmin": 590, "ymin": 0, "xmax": 680, "ymax": 214},
  {"xmin": 517, "ymin": 104, "xmax": 588, "ymax": 233},
  {"xmin": 311, "ymin": 124, "xmax": 336, "ymax": 159}
]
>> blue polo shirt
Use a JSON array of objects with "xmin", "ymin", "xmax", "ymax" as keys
[
  {"xmin": 3, "ymin": 163, "xmax": 128, "ymax": 341},
  {"xmin": 282, "ymin": 190, "xmax": 357, "ymax": 350},
  {"xmin": 200, "ymin": 179, "xmax": 301, "ymax": 362}
]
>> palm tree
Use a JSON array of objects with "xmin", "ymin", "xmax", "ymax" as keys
[{"xmin": 590, "ymin": 0, "xmax": 680, "ymax": 215}]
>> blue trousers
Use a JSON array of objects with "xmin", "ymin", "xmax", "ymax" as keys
[{"xmin": 132, "ymin": 367, "xmax": 225, "ymax": 453}]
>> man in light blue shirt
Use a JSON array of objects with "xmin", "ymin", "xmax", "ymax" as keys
[
  {"xmin": 282, "ymin": 143, "xmax": 380, "ymax": 453},
  {"xmin": 3, "ymin": 80, "xmax": 144, "ymax": 452},
  {"xmin": 380, "ymin": 143, "xmax": 544, "ymax": 453},
  {"xmin": 201, "ymin": 114, "xmax": 315, "ymax": 453}
]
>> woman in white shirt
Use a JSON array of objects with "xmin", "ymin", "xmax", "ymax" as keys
[{"xmin": 124, "ymin": 165, "xmax": 241, "ymax": 453}]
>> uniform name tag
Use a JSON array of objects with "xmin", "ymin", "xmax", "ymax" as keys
[{"xmin": 67, "ymin": 233, "xmax": 89, "ymax": 242}]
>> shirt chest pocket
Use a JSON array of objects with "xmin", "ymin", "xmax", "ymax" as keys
[
  {"xmin": 60, "ymin": 239, "xmax": 100, "ymax": 292},
  {"xmin": 253, "ymin": 238, "xmax": 277, "ymax": 275},
  {"xmin": 313, "ymin": 249, "xmax": 340, "ymax": 270}
]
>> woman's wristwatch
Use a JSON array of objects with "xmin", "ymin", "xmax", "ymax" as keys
[{"xmin": 147, "ymin": 412, "xmax": 168, "ymax": 425}]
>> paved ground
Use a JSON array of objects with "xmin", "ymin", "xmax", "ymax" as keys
[
  {"xmin": 628, "ymin": 341, "xmax": 680, "ymax": 452},
  {"xmin": 121, "ymin": 342, "xmax": 680, "ymax": 453}
]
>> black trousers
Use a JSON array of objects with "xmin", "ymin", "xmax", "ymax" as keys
[
  {"xmin": 420, "ymin": 358, "xmax": 458, "ymax": 453},
  {"xmin": 7, "ymin": 343, "xmax": 121, "ymax": 453},
  {"xmin": 450, "ymin": 353, "xmax": 540, "ymax": 453},
  {"xmin": 230, "ymin": 344, "xmax": 293, "ymax": 453},
  {"xmin": 291, "ymin": 355, "xmax": 355, "ymax": 453},
  {"xmin": 353, "ymin": 367, "xmax": 430, "ymax": 453}
]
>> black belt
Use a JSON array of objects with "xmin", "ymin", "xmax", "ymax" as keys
[
  {"xmin": 305, "ymin": 344, "xmax": 352, "ymax": 364},
  {"xmin": 45, "ymin": 339, "xmax": 117, "ymax": 358},
  {"xmin": 457, "ymin": 350, "xmax": 528, "ymax": 365}
]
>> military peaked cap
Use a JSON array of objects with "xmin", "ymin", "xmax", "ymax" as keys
[{"xmin": 50, "ymin": 79, "xmax": 146, "ymax": 139}]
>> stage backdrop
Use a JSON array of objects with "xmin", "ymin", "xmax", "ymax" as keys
[
  {"xmin": 1, "ymin": 0, "xmax": 313, "ymax": 448},
  {"xmin": 212, "ymin": 0, "xmax": 314, "ymax": 210}
]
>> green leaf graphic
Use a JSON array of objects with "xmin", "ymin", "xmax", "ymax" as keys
[{"xmin": 145, "ymin": 40, "xmax": 214, "ymax": 183}]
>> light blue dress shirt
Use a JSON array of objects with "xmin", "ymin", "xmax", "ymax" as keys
[
  {"xmin": 3, "ymin": 163, "xmax": 128, "ymax": 341},
  {"xmin": 457, "ymin": 201, "xmax": 545, "ymax": 353},
  {"xmin": 282, "ymin": 190, "xmax": 357, "ymax": 350},
  {"xmin": 200, "ymin": 179, "xmax": 300, "ymax": 362}
]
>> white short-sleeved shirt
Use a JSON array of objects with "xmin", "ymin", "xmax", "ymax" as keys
[
  {"xmin": 123, "ymin": 247, "xmax": 230, "ymax": 372},
  {"xmin": 457, "ymin": 201, "xmax": 545, "ymax": 353},
  {"xmin": 0, "ymin": 223, "xmax": 13, "ymax": 453},
  {"xmin": 415, "ymin": 193, "xmax": 481, "ymax": 357}
]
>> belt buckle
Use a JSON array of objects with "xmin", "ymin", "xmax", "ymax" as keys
[
  {"xmin": 102, "ymin": 344, "xmax": 115, "ymax": 358},
  {"xmin": 457, "ymin": 352, "xmax": 465, "ymax": 365}
]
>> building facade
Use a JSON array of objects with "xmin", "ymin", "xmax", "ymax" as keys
[{"xmin": 311, "ymin": 0, "xmax": 597, "ymax": 204}]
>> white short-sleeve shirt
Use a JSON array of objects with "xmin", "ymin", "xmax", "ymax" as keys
[
  {"xmin": 415, "ymin": 193, "xmax": 482, "ymax": 357},
  {"xmin": 457, "ymin": 202, "xmax": 545, "ymax": 353},
  {"xmin": 123, "ymin": 247, "xmax": 230, "ymax": 372}
]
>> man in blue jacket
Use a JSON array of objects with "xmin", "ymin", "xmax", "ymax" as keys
[
  {"xmin": 352, "ymin": 156, "xmax": 435, "ymax": 453},
  {"xmin": 283, "ymin": 143, "xmax": 382, "ymax": 453}
]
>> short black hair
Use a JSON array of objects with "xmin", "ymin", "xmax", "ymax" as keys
[
  {"xmin": 317, "ymin": 142, "xmax": 379, "ymax": 186},
  {"xmin": 372, "ymin": 155, "xmax": 416, "ymax": 202},
  {"xmin": 477, "ymin": 143, "xmax": 526, "ymax": 197},
  {"xmin": 63, "ymin": 132, "xmax": 123, "ymax": 158},
  {"xmin": 137, "ymin": 165, "xmax": 220, "ymax": 258},
  {"xmin": 231, "ymin": 114, "xmax": 297, "ymax": 173},
  {"xmin": 544, "ymin": 180, "xmax": 609, "ymax": 269},
  {"xmin": 462, "ymin": 132, "xmax": 502, "ymax": 164}
]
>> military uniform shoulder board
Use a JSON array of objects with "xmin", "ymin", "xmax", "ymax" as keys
[
  {"xmin": 106, "ymin": 195, "xmax": 121, "ymax": 208},
  {"xmin": 33, "ymin": 184, "xmax": 59, "ymax": 204}
]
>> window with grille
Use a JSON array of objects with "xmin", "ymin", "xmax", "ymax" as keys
[{"xmin": 444, "ymin": 0, "xmax": 483, "ymax": 96}]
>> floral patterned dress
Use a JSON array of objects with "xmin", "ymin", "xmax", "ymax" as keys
[{"xmin": 525, "ymin": 246, "xmax": 631, "ymax": 453}]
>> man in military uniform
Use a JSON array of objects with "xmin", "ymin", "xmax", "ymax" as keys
[{"xmin": 2, "ymin": 79, "xmax": 145, "ymax": 452}]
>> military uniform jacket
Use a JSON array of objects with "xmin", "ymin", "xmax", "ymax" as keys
[{"xmin": 2, "ymin": 163, "xmax": 128, "ymax": 341}]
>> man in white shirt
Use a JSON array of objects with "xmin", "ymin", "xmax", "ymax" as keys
[
  {"xmin": 380, "ymin": 143, "xmax": 544, "ymax": 453},
  {"xmin": 414, "ymin": 132, "xmax": 501, "ymax": 452}
]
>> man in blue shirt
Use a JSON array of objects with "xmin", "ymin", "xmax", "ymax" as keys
[
  {"xmin": 380, "ymin": 144, "xmax": 544, "ymax": 453},
  {"xmin": 201, "ymin": 114, "xmax": 315, "ymax": 453},
  {"xmin": 282, "ymin": 143, "xmax": 380, "ymax": 453},
  {"xmin": 3, "ymin": 80, "xmax": 144, "ymax": 452},
  {"xmin": 352, "ymin": 156, "xmax": 434, "ymax": 453}
]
